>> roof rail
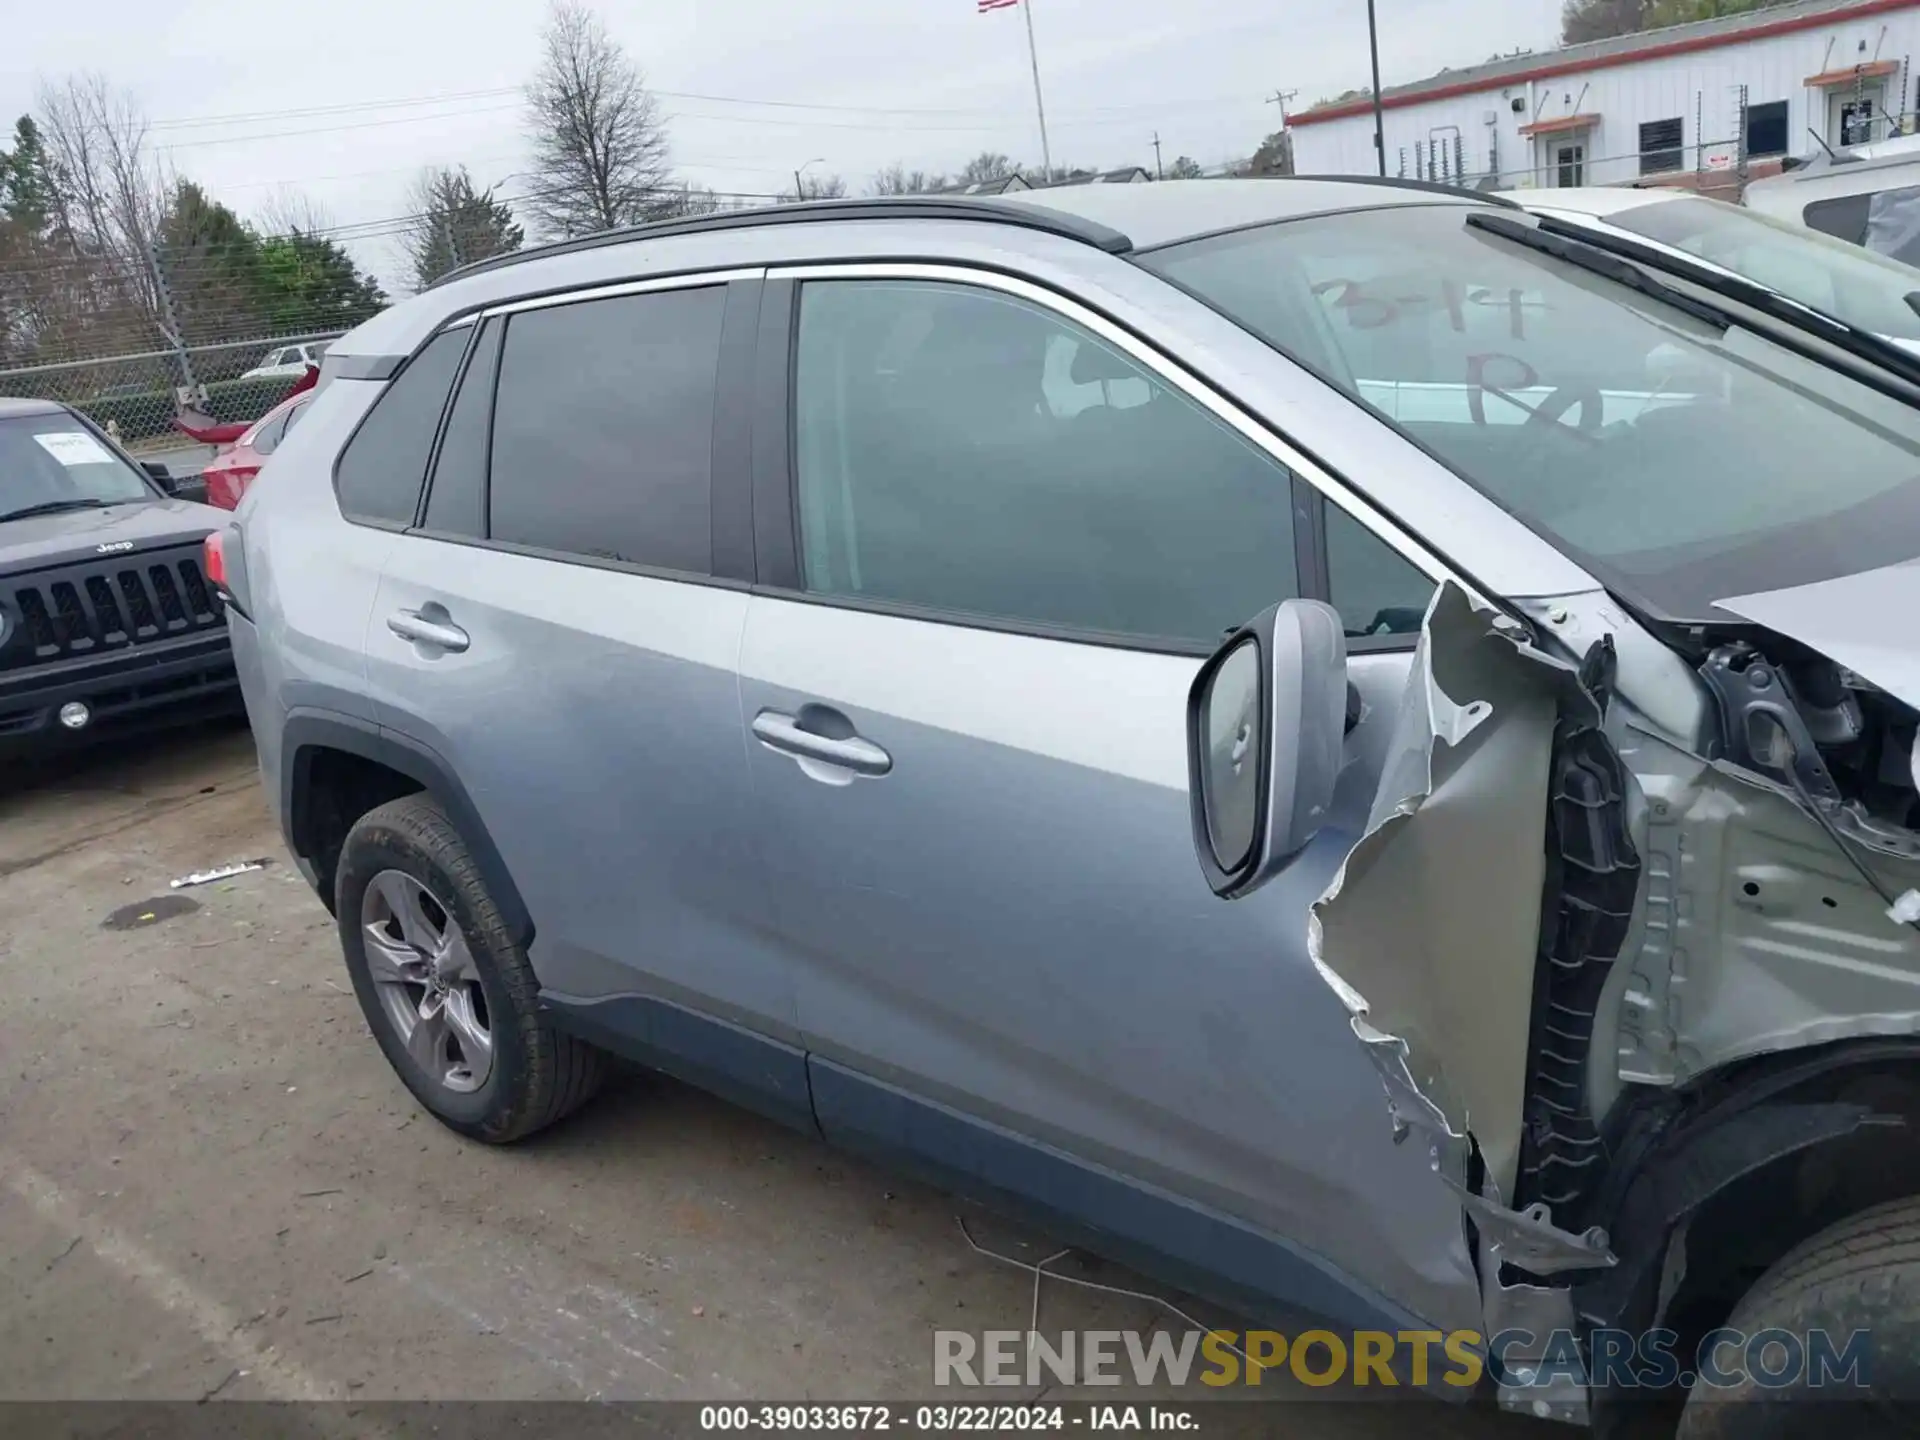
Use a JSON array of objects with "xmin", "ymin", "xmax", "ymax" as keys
[{"xmin": 430, "ymin": 196, "xmax": 1134, "ymax": 288}]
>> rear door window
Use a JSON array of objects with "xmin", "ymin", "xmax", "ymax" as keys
[
  {"xmin": 487, "ymin": 287, "xmax": 725, "ymax": 575},
  {"xmin": 333, "ymin": 327, "xmax": 469, "ymax": 526}
]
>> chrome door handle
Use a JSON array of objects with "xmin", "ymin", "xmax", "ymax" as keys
[
  {"xmin": 751, "ymin": 711, "xmax": 892, "ymax": 776},
  {"xmin": 387, "ymin": 609, "xmax": 470, "ymax": 653}
]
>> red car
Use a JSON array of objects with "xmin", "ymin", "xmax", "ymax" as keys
[{"xmin": 201, "ymin": 387, "xmax": 315, "ymax": 510}]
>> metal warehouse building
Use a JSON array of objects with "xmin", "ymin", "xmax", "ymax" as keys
[{"xmin": 1290, "ymin": 0, "xmax": 1920, "ymax": 193}]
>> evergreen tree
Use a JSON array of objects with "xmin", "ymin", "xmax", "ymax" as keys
[{"xmin": 403, "ymin": 166, "xmax": 523, "ymax": 290}]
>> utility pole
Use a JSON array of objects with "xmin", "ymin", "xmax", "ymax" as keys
[
  {"xmin": 1152, "ymin": 131, "xmax": 1164, "ymax": 179},
  {"xmin": 1365, "ymin": 0, "xmax": 1387, "ymax": 175},
  {"xmin": 1267, "ymin": 89, "xmax": 1297, "ymax": 127}
]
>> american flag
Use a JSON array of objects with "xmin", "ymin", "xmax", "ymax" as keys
[{"xmin": 978, "ymin": 0, "xmax": 1020, "ymax": 11}]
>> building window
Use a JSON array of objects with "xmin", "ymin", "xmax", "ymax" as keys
[
  {"xmin": 1556, "ymin": 143, "xmax": 1585, "ymax": 187},
  {"xmin": 1839, "ymin": 96, "xmax": 1879, "ymax": 147},
  {"xmin": 1640, "ymin": 117, "xmax": 1685, "ymax": 174},
  {"xmin": 1745, "ymin": 100, "xmax": 1788, "ymax": 157}
]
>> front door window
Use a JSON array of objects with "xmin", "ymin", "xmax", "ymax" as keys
[{"xmin": 790, "ymin": 277, "xmax": 1302, "ymax": 645}]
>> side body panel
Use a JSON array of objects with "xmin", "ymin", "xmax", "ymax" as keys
[
  {"xmin": 728, "ymin": 255, "xmax": 1494, "ymax": 1334},
  {"xmin": 738, "ymin": 599, "xmax": 1481, "ymax": 1334},
  {"xmin": 365, "ymin": 542, "xmax": 791, "ymax": 1038},
  {"xmin": 232, "ymin": 376, "xmax": 397, "ymax": 835}
]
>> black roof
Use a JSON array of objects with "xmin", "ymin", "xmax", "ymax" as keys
[{"xmin": 431, "ymin": 196, "xmax": 1135, "ymax": 288}]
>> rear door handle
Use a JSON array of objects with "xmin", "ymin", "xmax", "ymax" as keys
[
  {"xmin": 387, "ymin": 609, "xmax": 470, "ymax": 653},
  {"xmin": 752, "ymin": 710, "xmax": 892, "ymax": 777}
]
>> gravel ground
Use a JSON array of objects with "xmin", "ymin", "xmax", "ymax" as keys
[{"xmin": 0, "ymin": 722, "xmax": 1545, "ymax": 1436}]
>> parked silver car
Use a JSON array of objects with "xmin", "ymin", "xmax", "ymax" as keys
[
  {"xmin": 1501, "ymin": 185, "xmax": 1920, "ymax": 357},
  {"xmin": 216, "ymin": 179, "xmax": 1920, "ymax": 1436}
]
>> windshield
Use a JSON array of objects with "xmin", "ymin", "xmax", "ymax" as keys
[
  {"xmin": 0, "ymin": 412, "xmax": 154, "ymax": 517},
  {"xmin": 1603, "ymin": 194, "xmax": 1920, "ymax": 342},
  {"xmin": 1140, "ymin": 204, "xmax": 1920, "ymax": 620}
]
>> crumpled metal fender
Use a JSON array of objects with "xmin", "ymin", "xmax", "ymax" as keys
[
  {"xmin": 1310, "ymin": 582, "xmax": 1624, "ymax": 1422},
  {"xmin": 1313, "ymin": 581, "xmax": 1600, "ymax": 1205}
]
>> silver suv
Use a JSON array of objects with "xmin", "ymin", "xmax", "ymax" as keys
[{"xmin": 221, "ymin": 180, "xmax": 1920, "ymax": 1435}]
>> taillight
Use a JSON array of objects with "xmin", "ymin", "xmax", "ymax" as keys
[{"xmin": 204, "ymin": 530, "xmax": 227, "ymax": 589}]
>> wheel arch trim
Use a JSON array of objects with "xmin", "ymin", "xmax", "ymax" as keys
[
  {"xmin": 280, "ymin": 708, "xmax": 535, "ymax": 948},
  {"xmin": 1576, "ymin": 1038, "xmax": 1920, "ymax": 1332}
]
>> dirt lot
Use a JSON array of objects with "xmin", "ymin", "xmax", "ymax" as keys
[{"xmin": 0, "ymin": 723, "xmax": 1540, "ymax": 1435}]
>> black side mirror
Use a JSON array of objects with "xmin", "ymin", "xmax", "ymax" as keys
[
  {"xmin": 1187, "ymin": 599, "xmax": 1349, "ymax": 899},
  {"xmin": 153, "ymin": 469, "xmax": 209, "ymax": 505}
]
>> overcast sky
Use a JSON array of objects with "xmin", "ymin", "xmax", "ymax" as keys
[{"xmin": 2, "ymin": 0, "xmax": 1562, "ymax": 291}]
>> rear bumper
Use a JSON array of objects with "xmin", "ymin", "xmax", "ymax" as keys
[{"xmin": 0, "ymin": 630, "xmax": 239, "ymax": 754}]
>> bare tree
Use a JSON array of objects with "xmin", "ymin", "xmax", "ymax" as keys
[
  {"xmin": 957, "ymin": 151, "xmax": 1016, "ymax": 186},
  {"xmin": 523, "ymin": 1, "xmax": 672, "ymax": 237},
  {"xmin": 256, "ymin": 185, "xmax": 334, "ymax": 236},
  {"xmin": 1166, "ymin": 155, "xmax": 1206, "ymax": 180},
  {"xmin": 779, "ymin": 173, "xmax": 848, "ymax": 203},
  {"xmin": 34, "ymin": 75, "xmax": 169, "ymax": 343},
  {"xmin": 37, "ymin": 76, "xmax": 166, "ymax": 256},
  {"xmin": 867, "ymin": 163, "xmax": 944, "ymax": 196},
  {"xmin": 651, "ymin": 181, "xmax": 724, "ymax": 217}
]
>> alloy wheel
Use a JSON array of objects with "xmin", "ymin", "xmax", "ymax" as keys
[{"xmin": 360, "ymin": 869, "xmax": 494, "ymax": 1094}]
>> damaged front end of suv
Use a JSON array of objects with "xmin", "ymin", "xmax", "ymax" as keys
[{"xmin": 1193, "ymin": 573, "xmax": 1920, "ymax": 1426}]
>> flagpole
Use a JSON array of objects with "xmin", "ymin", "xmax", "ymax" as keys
[{"xmin": 1022, "ymin": 0, "xmax": 1054, "ymax": 179}]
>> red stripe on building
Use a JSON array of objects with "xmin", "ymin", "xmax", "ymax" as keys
[{"xmin": 1292, "ymin": 0, "xmax": 1919, "ymax": 126}]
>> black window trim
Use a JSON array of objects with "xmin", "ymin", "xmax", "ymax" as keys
[
  {"xmin": 398, "ymin": 273, "xmax": 763, "ymax": 590},
  {"xmin": 412, "ymin": 313, "xmax": 503, "ymax": 532},
  {"xmin": 474, "ymin": 267, "xmax": 765, "ymax": 320},
  {"xmin": 329, "ymin": 323, "xmax": 479, "ymax": 532},
  {"xmin": 748, "ymin": 259, "xmax": 1452, "ymax": 655}
]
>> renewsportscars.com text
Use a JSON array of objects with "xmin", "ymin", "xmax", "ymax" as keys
[{"xmin": 933, "ymin": 1326, "xmax": 1871, "ymax": 1391}]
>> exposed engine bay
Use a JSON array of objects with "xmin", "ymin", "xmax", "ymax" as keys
[
  {"xmin": 1306, "ymin": 576, "xmax": 1920, "ymax": 1423},
  {"xmin": 1699, "ymin": 639, "xmax": 1920, "ymax": 852}
]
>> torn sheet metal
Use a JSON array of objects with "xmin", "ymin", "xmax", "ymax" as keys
[
  {"xmin": 1310, "ymin": 581, "xmax": 1575, "ymax": 1201},
  {"xmin": 1714, "ymin": 559, "xmax": 1920, "ymax": 713},
  {"xmin": 170, "ymin": 860, "xmax": 266, "ymax": 889}
]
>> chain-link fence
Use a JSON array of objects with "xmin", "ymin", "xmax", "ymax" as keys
[
  {"xmin": 1, "ymin": 220, "xmax": 380, "ymax": 452},
  {"xmin": 0, "ymin": 330, "xmax": 346, "ymax": 449}
]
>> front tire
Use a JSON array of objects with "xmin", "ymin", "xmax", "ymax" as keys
[
  {"xmin": 1676, "ymin": 1194, "xmax": 1920, "ymax": 1438},
  {"xmin": 335, "ymin": 793, "xmax": 603, "ymax": 1142}
]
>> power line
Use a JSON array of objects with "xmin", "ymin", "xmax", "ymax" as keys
[
  {"xmin": 147, "ymin": 86, "xmax": 524, "ymax": 131},
  {"xmin": 154, "ymin": 99, "xmax": 1164, "ymax": 153},
  {"xmin": 154, "ymin": 102, "xmax": 527, "ymax": 151},
  {"xmin": 147, "ymin": 82, "xmax": 1257, "ymax": 134}
]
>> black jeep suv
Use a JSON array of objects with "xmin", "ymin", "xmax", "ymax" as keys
[{"xmin": 0, "ymin": 397, "xmax": 237, "ymax": 754}]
